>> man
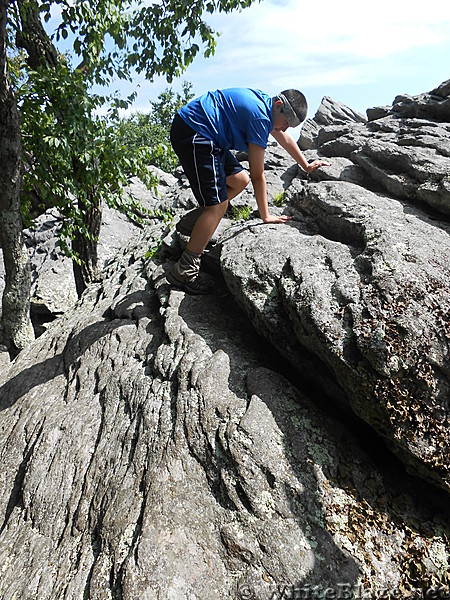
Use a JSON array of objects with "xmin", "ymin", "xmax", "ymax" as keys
[{"xmin": 167, "ymin": 87, "xmax": 330, "ymax": 294}]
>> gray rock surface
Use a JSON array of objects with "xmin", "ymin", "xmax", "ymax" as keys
[
  {"xmin": 391, "ymin": 79, "xmax": 450, "ymax": 121},
  {"xmin": 0, "ymin": 224, "xmax": 448, "ymax": 599},
  {"xmin": 0, "ymin": 173, "xmax": 164, "ymax": 334},
  {"xmin": 1, "ymin": 80, "xmax": 450, "ymax": 598},
  {"xmin": 315, "ymin": 83, "xmax": 450, "ymax": 216},
  {"xmin": 314, "ymin": 96, "xmax": 367, "ymax": 127},
  {"xmin": 221, "ymin": 180, "xmax": 450, "ymax": 492},
  {"xmin": 298, "ymin": 96, "xmax": 366, "ymax": 150}
]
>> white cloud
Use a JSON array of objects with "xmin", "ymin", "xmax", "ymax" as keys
[
  {"xmin": 209, "ymin": 0, "xmax": 450, "ymax": 59},
  {"xmin": 158, "ymin": 0, "xmax": 447, "ymax": 113},
  {"xmin": 93, "ymin": 0, "xmax": 450, "ymax": 117}
]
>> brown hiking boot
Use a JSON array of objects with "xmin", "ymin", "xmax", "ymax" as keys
[
  {"xmin": 166, "ymin": 249, "xmax": 214, "ymax": 295},
  {"xmin": 166, "ymin": 270, "xmax": 214, "ymax": 295}
]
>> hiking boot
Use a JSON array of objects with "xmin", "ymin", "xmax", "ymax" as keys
[
  {"xmin": 166, "ymin": 270, "xmax": 214, "ymax": 295},
  {"xmin": 166, "ymin": 249, "xmax": 214, "ymax": 295},
  {"xmin": 170, "ymin": 248, "xmax": 201, "ymax": 281}
]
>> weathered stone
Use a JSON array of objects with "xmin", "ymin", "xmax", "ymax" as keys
[
  {"xmin": 314, "ymin": 96, "xmax": 367, "ymax": 127},
  {"xmin": 353, "ymin": 135, "xmax": 450, "ymax": 214},
  {"xmin": 297, "ymin": 118, "xmax": 320, "ymax": 150},
  {"xmin": 0, "ymin": 225, "xmax": 448, "ymax": 599},
  {"xmin": 315, "ymin": 123, "xmax": 370, "ymax": 159},
  {"xmin": 366, "ymin": 105, "xmax": 391, "ymax": 121},
  {"xmin": 0, "ymin": 181, "xmax": 167, "ymax": 333},
  {"xmin": 298, "ymin": 96, "xmax": 367, "ymax": 151},
  {"xmin": 311, "ymin": 87, "xmax": 450, "ymax": 216},
  {"xmin": 1, "ymin": 80, "xmax": 450, "ymax": 598},
  {"xmin": 392, "ymin": 78, "xmax": 450, "ymax": 121},
  {"xmin": 221, "ymin": 180, "xmax": 450, "ymax": 493},
  {"xmin": 297, "ymin": 150, "xmax": 370, "ymax": 188}
]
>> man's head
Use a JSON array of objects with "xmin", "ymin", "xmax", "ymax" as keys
[{"xmin": 272, "ymin": 89, "xmax": 307, "ymax": 130}]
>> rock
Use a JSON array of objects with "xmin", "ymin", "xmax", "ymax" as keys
[
  {"xmin": 299, "ymin": 96, "xmax": 367, "ymax": 150},
  {"xmin": 353, "ymin": 132, "xmax": 450, "ymax": 214},
  {"xmin": 297, "ymin": 150, "xmax": 370, "ymax": 188},
  {"xmin": 316, "ymin": 123, "xmax": 370, "ymax": 159},
  {"xmin": 0, "ymin": 225, "xmax": 448, "ymax": 598},
  {"xmin": 221, "ymin": 180, "xmax": 450, "ymax": 493},
  {"xmin": 314, "ymin": 85, "xmax": 450, "ymax": 216},
  {"xmin": 392, "ymin": 79, "xmax": 450, "ymax": 121},
  {"xmin": 1, "ymin": 79, "xmax": 450, "ymax": 598},
  {"xmin": 366, "ymin": 105, "xmax": 391, "ymax": 121},
  {"xmin": 366, "ymin": 80, "xmax": 450, "ymax": 123},
  {"xmin": 0, "ymin": 181, "xmax": 166, "ymax": 334},
  {"xmin": 314, "ymin": 96, "xmax": 367, "ymax": 127},
  {"xmin": 18, "ymin": 209, "xmax": 78, "ymax": 331},
  {"xmin": 297, "ymin": 118, "xmax": 320, "ymax": 150},
  {"xmin": 124, "ymin": 167, "xmax": 178, "ymax": 212},
  {"xmin": 0, "ymin": 344, "xmax": 10, "ymax": 374}
]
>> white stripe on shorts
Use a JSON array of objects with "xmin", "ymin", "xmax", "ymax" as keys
[
  {"xmin": 192, "ymin": 134, "xmax": 206, "ymax": 206},
  {"xmin": 209, "ymin": 141, "xmax": 220, "ymax": 204},
  {"xmin": 192, "ymin": 133, "xmax": 220, "ymax": 206}
]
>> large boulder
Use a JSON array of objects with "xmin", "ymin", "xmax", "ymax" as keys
[
  {"xmin": 1, "ymin": 80, "xmax": 450, "ymax": 598},
  {"xmin": 298, "ymin": 96, "xmax": 367, "ymax": 150},
  {"xmin": 0, "ymin": 172, "xmax": 167, "ymax": 335},
  {"xmin": 0, "ymin": 224, "xmax": 448, "ymax": 599},
  {"xmin": 221, "ymin": 179, "xmax": 450, "ymax": 492},
  {"xmin": 316, "ymin": 84, "xmax": 450, "ymax": 216},
  {"xmin": 217, "ymin": 81, "xmax": 450, "ymax": 493},
  {"xmin": 391, "ymin": 79, "xmax": 450, "ymax": 121}
]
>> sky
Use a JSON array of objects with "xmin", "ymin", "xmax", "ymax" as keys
[
  {"xmin": 116, "ymin": 0, "xmax": 450, "ymax": 131},
  {"xmin": 47, "ymin": 0, "xmax": 450, "ymax": 135}
]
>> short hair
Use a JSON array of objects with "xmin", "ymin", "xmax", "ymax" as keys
[{"xmin": 276, "ymin": 89, "xmax": 308, "ymax": 127}]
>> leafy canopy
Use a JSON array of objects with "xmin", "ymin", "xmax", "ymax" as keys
[
  {"xmin": 117, "ymin": 82, "xmax": 195, "ymax": 174},
  {"xmin": 18, "ymin": 58, "xmax": 164, "ymax": 260},
  {"xmin": 38, "ymin": 0, "xmax": 255, "ymax": 85},
  {"xmin": 9, "ymin": 0, "xmax": 257, "ymax": 266}
]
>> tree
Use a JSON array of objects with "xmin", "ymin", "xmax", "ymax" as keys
[
  {"xmin": 18, "ymin": 60, "xmax": 159, "ymax": 296},
  {"xmin": 118, "ymin": 82, "xmax": 195, "ymax": 175},
  {"xmin": 0, "ymin": 0, "xmax": 34, "ymax": 357},
  {"xmin": 1, "ymin": 0, "xmax": 257, "ymax": 356}
]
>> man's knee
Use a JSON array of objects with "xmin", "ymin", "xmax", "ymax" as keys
[
  {"xmin": 205, "ymin": 199, "xmax": 229, "ymax": 215},
  {"xmin": 228, "ymin": 171, "xmax": 249, "ymax": 193}
]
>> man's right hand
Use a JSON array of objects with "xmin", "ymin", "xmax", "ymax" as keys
[{"xmin": 263, "ymin": 214, "xmax": 292, "ymax": 224}]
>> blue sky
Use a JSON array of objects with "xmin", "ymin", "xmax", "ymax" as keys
[
  {"xmin": 121, "ymin": 0, "xmax": 450, "ymax": 126},
  {"xmin": 49, "ymin": 0, "xmax": 450, "ymax": 131}
]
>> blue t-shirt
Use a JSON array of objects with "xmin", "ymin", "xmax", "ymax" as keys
[{"xmin": 178, "ymin": 88, "xmax": 273, "ymax": 152}]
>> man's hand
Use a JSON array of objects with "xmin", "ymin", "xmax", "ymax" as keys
[
  {"xmin": 270, "ymin": 130, "xmax": 332, "ymax": 174},
  {"xmin": 262, "ymin": 214, "xmax": 292, "ymax": 224},
  {"xmin": 304, "ymin": 159, "xmax": 331, "ymax": 173}
]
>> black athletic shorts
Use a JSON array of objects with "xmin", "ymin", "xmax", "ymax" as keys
[{"xmin": 170, "ymin": 113, "xmax": 244, "ymax": 207}]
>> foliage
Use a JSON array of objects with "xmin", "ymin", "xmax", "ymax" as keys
[
  {"xmin": 273, "ymin": 190, "xmax": 286, "ymax": 207},
  {"xmin": 7, "ymin": 0, "xmax": 257, "ymax": 283},
  {"xmin": 232, "ymin": 204, "xmax": 252, "ymax": 221},
  {"xmin": 144, "ymin": 240, "xmax": 163, "ymax": 261},
  {"xmin": 18, "ymin": 59, "xmax": 164, "ymax": 262},
  {"xmin": 37, "ymin": 0, "xmax": 256, "ymax": 87},
  {"xmin": 10, "ymin": 0, "xmax": 258, "ymax": 259},
  {"xmin": 118, "ymin": 82, "xmax": 195, "ymax": 174}
]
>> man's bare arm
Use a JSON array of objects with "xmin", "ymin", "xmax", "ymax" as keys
[
  {"xmin": 270, "ymin": 130, "xmax": 330, "ymax": 173},
  {"xmin": 248, "ymin": 143, "xmax": 292, "ymax": 224}
]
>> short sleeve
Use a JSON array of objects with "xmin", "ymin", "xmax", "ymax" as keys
[{"xmin": 246, "ymin": 118, "xmax": 271, "ymax": 148}]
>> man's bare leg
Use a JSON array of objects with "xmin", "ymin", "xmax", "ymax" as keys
[
  {"xmin": 167, "ymin": 170, "xmax": 250, "ymax": 293},
  {"xmin": 226, "ymin": 170, "xmax": 249, "ymax": 203},
  {"xmin": 187, "ymin": 200, "xmax": 229, "ymax": 254},
  {"xmin": 187, "ymin": 171, "xmax": 249, "ymax": 253},
  {"xmin": 177, "ymin": 170, "xmax": 250, "ymax": 239}
]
